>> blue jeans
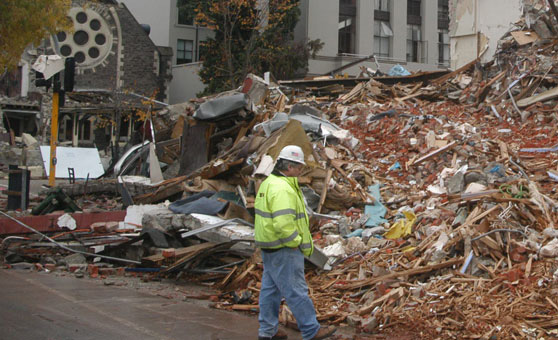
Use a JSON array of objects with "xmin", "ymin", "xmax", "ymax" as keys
[{"xmin": 258, "ymin": 247, "xmax": 320, "ymax": 340}]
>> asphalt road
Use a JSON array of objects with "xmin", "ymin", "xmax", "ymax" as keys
[{"xmin": 0, "ymin": 269, "xmax": 301, "ymax": 340}]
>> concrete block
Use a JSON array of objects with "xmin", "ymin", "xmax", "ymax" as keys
[
  {"xmin": 26, "ymin": 165, "xmax": 45, "ymax": 178},
  {"xmin": 62, "ymin": 253, "xmax": 87, "ymax": 265},
  {"xmin": 346, "ymin": 315, "xmax": 363, "ymax": 327},
  {"xmin": 361, "ymin": 316, "xmax": 378, "ymax": 333},
  {"xmin": 533, "ymin": 19, "xmax": 553, "ymax": 39},
  {"xmin": 22, "ymin": 133, "xmax": 39, "ymax": 147},
  {"xmin": 447, "ymin": 171, "xmax": 464, "ymax": 194}
]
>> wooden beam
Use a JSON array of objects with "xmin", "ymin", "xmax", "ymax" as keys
[
  {"xmin": 412, "ymin": 141, "xmax": 457, "ymax": 166},
  {"xmin": 358, "ymin": 287, "xmax": 405, "ymax": 315},
  {"xmin": 336, "ymin": 257, "xmax": 463, "ymax": 290},
  {"xmin": 317, "ymin": 169, "xmax": 333, "ymax": 213}
]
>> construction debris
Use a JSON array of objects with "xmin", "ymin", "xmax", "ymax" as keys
[{"xmin": 4, "ymin": 3, "xmax": 558, "ymax": 338}]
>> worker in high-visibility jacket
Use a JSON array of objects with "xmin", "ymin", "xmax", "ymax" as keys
[{"xmin": 255, "ymin": 145, "xmax": 336, "ymax": 340}]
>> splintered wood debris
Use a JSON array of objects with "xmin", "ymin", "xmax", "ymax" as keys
[{"xmin": 4, "ymin": 1, "xmax": 558, "ymax": 338}]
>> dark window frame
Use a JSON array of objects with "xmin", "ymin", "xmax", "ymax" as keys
[
  {"xmin": 374, "ymin": 0, "xmax": 390, "ymax": 12},
  {"xmin": 177, "ymin": 39, "xmax": 193, "ymax": 64},
  {"xmin": 338, "ymin": 0, "xmax": 357, "ymax": 54},
  {"xmin": 407, "ymin": 24, "xmax": 423, "ymax": 63},
  {"xmin": 407, "ymin": 0, "xmax": 421, "ymax": 24},
  {"xmin": 177, "ymin": 2, "xmax": 195, "ymax": 26},
  {"xmin": 374, "ymin": 21, "xmax": 391, "ymax": 58},
  {"xmin": 438, "ymin": 29, "xmax": 450, "ymax": 65},
  {"xmin": 438, "ymin": 0, "xmax": 449, "ymax": 29},
  {"xmin": 374, "ymin": 0, "xmax": 391, "ymax": 58}
]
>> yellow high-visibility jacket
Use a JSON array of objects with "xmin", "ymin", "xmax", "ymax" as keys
[{"xmin": 254, "ymin": 173, "xmax": 314, "ymax": 256}]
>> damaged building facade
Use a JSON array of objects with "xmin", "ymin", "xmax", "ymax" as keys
[
  {"xmin": 0, "ymin": 0, "xmax": 173, "ymax": 171},
  {"xmin": 449, "ymin": 0, "xmax": 525, "ymax": 68},
  {"xmin": 5, "ymin": 0, "xmax": 558, "ymax": 338}
]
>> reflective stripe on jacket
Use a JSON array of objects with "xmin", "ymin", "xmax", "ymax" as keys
[{"xmin": 254, "ymin": 173, "xmax": 314, "ymax": 256}]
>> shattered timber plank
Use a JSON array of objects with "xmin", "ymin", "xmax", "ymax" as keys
[
  {"xmin": 334, "ymin": 257, "xmax": 464, "ymax": 290},
  {"xmin": 159, "ymin": 242, "xmax": 217, "ymax": 273},
  {"xmin": 134, "ymin": 176, "xmax": 187, "ymax": 204},
  {"xmin": 142, "ymin": 243, "xmax": 218, "ymax": 266},
  {"xmin": 317, "ymin": 169, "xmax": 333, "ymax": 214},
  {"xmin": 357, "ymin": 287, "xmax": 405, "ymax": 315},
  {"xmin": 411, "ymin": 141, "xmax": 457, "ymax": 166}
]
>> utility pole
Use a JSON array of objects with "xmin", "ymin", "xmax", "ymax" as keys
[
  {"xmin": 34, "ymin": 56, "xmax": 74, "ymax": 187},
  {"xmin": 48, "ymin": 89, "xmax": 60, "ymax": 186}
]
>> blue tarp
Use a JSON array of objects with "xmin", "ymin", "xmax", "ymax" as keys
[
  {"xmin": 364, "ymin": 184, "xmax": 388, "ymax": 227},
  {"xmin": 344, "ymin": 228, "xmax": 363, "ymax": 238},
  {"xmin": 387, "ymin": 64, "xmax": 411, "ymax": 77}
]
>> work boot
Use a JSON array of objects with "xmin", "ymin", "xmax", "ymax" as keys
[
  {"xmin": 258, "ymin": 328, "xmax": 288, "ymax": 340},
  {"xmin": 310, "ymin": 326, "xmax": 336, "ymax": 340}
]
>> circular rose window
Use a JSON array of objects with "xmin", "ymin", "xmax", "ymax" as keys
[{"xmin": 55, "ymin": 7, "xmax": 114, "ymax": 68}]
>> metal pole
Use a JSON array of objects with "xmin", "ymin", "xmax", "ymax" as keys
[{"xmin": 48, "ymin": 91, "xmax": 59, "ymax": 186}]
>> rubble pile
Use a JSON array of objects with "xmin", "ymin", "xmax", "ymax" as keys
[{"xmin": 3, "ymin": 4, "xmax": 558, "ymax": 339}]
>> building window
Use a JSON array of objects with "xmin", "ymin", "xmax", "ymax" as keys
[
  {"xmin": 82, "ymin": 119, "xmax": 91, "ymax": 141},
  {"xmin": 177, "ymin": 39, "xmax": 193, "ymax": 64},
  {"xmin": 374, "ymin": 0, "xmax": 391, "ymax": 58},
  {"xmin": 375, "ymin": 0, "xmax": 390, "ymax": 11},
  {"xmin": 438, "ymin": 29, "xmax": 450, "ymax": 65},
  {"xmin": 177, "ymin": 2, "xmax": 194, "ymax": 26},
  {"xmin": 338, "ymin": 0, "xmax": 356, "ymax": 54},
  {"xmin": 65, "ymin": 118, "xmax": 73, "ymax": 141},
  {"xmin": 374, "ymin": 21, "xmax": 392, "ymax": 58},
  {"xmin": 407, "ymin": 0, "xmax": 422, "ymax": 62},
  {"xmin": 437, "ymin": 0, "xmax": 449, "ymax": 65},
  {"xmin": 438, "ymin": 0, "xmax": 449, "ymax": 29},
  {"xmin": 407, "ymin": 24, "xmax": 423, "ymax": 62},
  {"xmin": 407, "ymin": 0, "xmax": 421, "ymax": 25},
  {"xmin": 407, "ymin": 0, "xmax": 421, "ymax": 17}
]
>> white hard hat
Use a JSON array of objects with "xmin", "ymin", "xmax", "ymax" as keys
[{"xmin": 277, "ymin": 145, "xmax": 306, "ymax": 165}]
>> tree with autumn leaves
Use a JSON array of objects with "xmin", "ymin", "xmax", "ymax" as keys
[
  {"xmin": 179, "ymin": 0, "xmax": 322, "ymax": 95},
  {"xmin": 0, "ymin": 0, "xmax": 72, "ymax": 74}
]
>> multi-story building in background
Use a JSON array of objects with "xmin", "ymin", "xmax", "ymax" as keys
[
  {"xmin": 120, "ymin": 0, "xmax": 451, "ymax": 103},
  {"xmin": 294, "ymin": 0, "xmax": 451, "ymax": 76},
  {"xmin": 118, "ymin": 0, "xmax": 213, "ymax": 104},
  {"xmin": 118, "ymin": 0, "xmax": 213, "ymax": 66}
]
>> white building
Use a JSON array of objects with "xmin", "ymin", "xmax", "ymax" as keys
[
  {"xmin": 449, "ymin": 0, "xmax": 525, "ymax": 69},
  {"xmin": 295, "ymin": 0, "xmax": 451, "ymax": 76},
  {"xmin": 118, "ymin": 0, "xmax": 212, "ymax": 104},
  {"xmin": 120, "ymin": 0, "xmax": 451, "ymax": 102}
]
